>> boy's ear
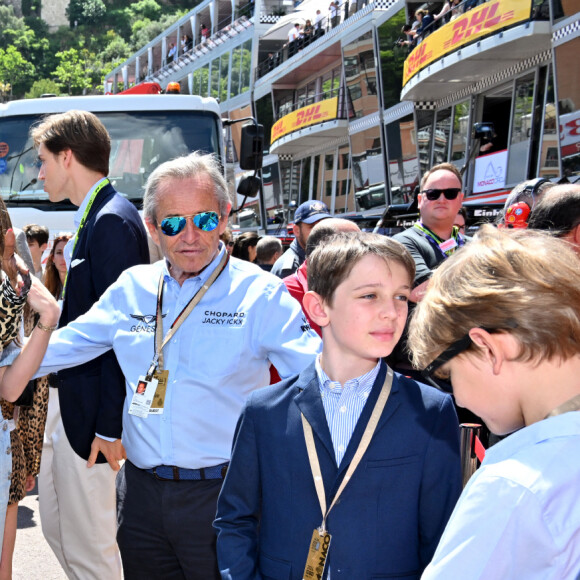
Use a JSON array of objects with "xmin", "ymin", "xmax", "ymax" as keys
[
  {"xmin": 302, "ymin": 291, "xmax": 329, "ymax": 328},
  {"xmin": 571, "ymin": 223, "xmax": 580, "ymax": 248},
  {"xmin": 468, "ymin": 328, "xmax": 516, "ymax": 375}
]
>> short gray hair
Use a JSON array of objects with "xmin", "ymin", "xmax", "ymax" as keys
[
  {"xmin": 143, "ymin": 152, "xmax": 230, "ymax": 223},
  {"xmin": 256, "ymin": 236, "xmax": 282, "ymax": 263}
]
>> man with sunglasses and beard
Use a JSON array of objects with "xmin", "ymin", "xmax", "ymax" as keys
[
  {"xmin": 35, "ymin": 152, "xmax": 321, "ymax": 579},
  {"xmin": 390, "ymin": 163, "xmax": 466, "ymax": 378}
]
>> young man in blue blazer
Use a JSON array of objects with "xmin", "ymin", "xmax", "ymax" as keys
[
  {"xmin": 215, "ymin": 232, "xmax": 462, "ymax": 579},
  {"xmin": 32, "ymin": 110, "xmax": 149, "ymax": 579}
]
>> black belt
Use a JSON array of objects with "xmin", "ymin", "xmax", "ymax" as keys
[{"xmin": 144, "ymin": 462, "xmax": 229, "ymax": 481}]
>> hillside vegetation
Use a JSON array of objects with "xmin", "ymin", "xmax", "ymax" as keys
[{"xmin": 0, "ymin": 0, "xmax": 198, "ymax": 100}]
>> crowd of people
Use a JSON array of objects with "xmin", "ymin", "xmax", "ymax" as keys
[
  {"xmin": 397, "ymin": 0, "xmax": 485, "ymax": 50},
  {"xmin": 0, "ymin": 109, "xmax": 577, "ymax": 580}
]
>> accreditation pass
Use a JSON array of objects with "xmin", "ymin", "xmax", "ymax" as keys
[{"xmin": 128, "ymin": 376, "xmax": 158, "ymax": 418}]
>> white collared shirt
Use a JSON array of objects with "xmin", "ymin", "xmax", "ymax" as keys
[
  {"xmin": 422, "ymin": 412, "xmax": 580, "ymax": 579},
  {"xmin": 315, "ymin": 355, "xmax": 381, "ymax": 466}
]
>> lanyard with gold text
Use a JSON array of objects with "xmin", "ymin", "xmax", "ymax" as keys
[
  {"xmin": 301, "ymin": 366, "xmax": 394, "ymax": 533},
  {"xmin": 61, "ymin": 178, "xmax": 109, "ymax": 300},
  {"xmin": 146, "ymin": 250, "xmax": 229, "ymax": 379}
]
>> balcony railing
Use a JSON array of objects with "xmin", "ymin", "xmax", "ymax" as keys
[
  {"xmin": 271, "ymin": 87, "xmax": 349, "ymax": 144},
  {"xmin": 256, "ymin": 0, "xmax": 372, "ymax": 80},
  {"xmin": 149, "ymin": 14, "xmax": 253, "ymax": 82},
  {"xmin": 402, "ymin": 0, "xmax": 546, "ymax": 87}
]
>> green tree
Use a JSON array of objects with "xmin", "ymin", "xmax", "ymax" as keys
[
  {"xmin": 128, "ymin": 0, "xmax": 162, "ymax": 21},
  {"xmin": 53, "ymin": 48, "xmax": 93, "ymax": 94},
  {"xmin": 0, "ymin": 46, "xmax": 35, "ymax": 98},
  {"xmin": 0, "ymin": 6, "xmax": 28, "ymax": 49},
  {"xmin": 67, "ymin": 0, "xmax": 107, "ymax": 26},
  {"xmin": 25, "ymin": 78, "xmax": 61, "ymax": 99},
  {"xmin": 98, "ymin": 31, "xmax": 131, "ymax": 63},
  {"xmin": 130, "ymin": 13, "xmax": 181, "ymax": 49}
]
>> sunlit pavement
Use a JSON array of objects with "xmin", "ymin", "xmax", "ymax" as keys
[{"xmin": 13, "ymin": 480, "xmax": 66, "ymax": 580}]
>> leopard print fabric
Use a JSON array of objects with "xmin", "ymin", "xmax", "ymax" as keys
[
  {"xmin": 2, "ymin": 376, "xmax": 49, "ymax": 504},
  {"xmin": 0, "ymin": 274, "xmax": 27, "ymax": 350},
  {"xmin": 0, "ymin": 277, "xmax": 47, "ymax": 505}
]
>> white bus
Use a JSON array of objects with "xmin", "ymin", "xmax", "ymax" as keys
[{"xmin": 0, "ymin": 94, "xmax": 225, "ymax": 231}]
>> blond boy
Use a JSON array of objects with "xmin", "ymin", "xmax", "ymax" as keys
[
  {"xmin": 215, "ymin": 232, "xmax": 462, "ymax": 579},
  {"xmin": 409, "ymin": 225, "xmax": 580, "ymax": 579}
]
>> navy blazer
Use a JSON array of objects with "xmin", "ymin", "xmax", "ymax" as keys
[
  {"xmin": 215, "ymin": 361, "xmax": 462, "ymax": 580},
  {"xmin": 54, "ymin": 182, "xmax": 149, "ymax": 461}
]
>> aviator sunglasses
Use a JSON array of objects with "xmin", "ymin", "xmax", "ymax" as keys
[
  {"xmin": 422, "ymin": 188, "xmax": 461, "ymax": 201},
  {"xmin": 160, "ymin": 211, "xmax": 220, "ymax": 236}
]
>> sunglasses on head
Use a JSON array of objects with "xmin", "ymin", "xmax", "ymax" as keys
[
  {"xmin": 159, "ymin": 211, "xmax": 220, "ymax": 236},
  {"xmin": 422, "ymin": 188, "xmax": 461, "ymax": 201}
]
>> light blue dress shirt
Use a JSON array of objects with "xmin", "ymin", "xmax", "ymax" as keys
[
  {"xmin": 37, "ymin": 245, "xmax": 321, "ymax": 469},
  {"xmin": 315, "ymin": 356, "xmax": 381, "ymax": 466},
  {"xmin": 422, "ymin": 412, "xmax": 580, "ymax": 580}
]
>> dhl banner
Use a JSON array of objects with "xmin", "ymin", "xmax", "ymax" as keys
[
  {"xmin": 403, "ymin": 0, "xmax": 532, "ymax": 86},
  {"xmin": 271, "ymin": 97, "xmax": 338, "ymax": 144}
]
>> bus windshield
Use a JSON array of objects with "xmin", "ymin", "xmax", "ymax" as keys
[{"xmin": 0, "ymin": 110, "xmax": 221, "ymax": 204}]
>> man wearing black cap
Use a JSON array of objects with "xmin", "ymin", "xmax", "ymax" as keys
[{"xmin": 271, "ymin": 201, "xmax": 332, "ymax": 278}]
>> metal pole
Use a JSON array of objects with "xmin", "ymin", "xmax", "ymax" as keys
[{"xmin": 460, "ymin": 423, "xmax": 481, "ymax": 487}]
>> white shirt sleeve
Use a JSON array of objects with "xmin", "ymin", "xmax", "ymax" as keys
[
  {"xmin": 422, "ymin": 475, "xmax": 562, "ymax": 580},
  {"xmin": 250, "ymin": 281, "xmax": 321, "ymax": 379}
]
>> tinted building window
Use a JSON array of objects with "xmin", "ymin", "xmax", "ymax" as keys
[
  {"xmin": 343, "ymin": 31, "xmax": 380, "ymax": 120},
  {"xmin": 555, "ymin": 37, "xmax": 580, "ymax": 177},
  {"xmin": 378, "ymin": 9, "xmax": 408, "ymax": 110},
  {"xmin": 350, "ymin": 126, "xmax": 386, "ymax": 211},
  {"xmin": 386, "ymin": 114, "xmax": 419, "ymax": 203}
]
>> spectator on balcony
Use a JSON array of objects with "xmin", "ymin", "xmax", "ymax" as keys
[
  {"xmin": 167, "ymin": 43, "xmax": 177, "ymax": 63},
  {"xmin": 266, "ymin": 53, "xmax": 277, "ymax": 72},
  {"xmin": 314, "ymin": 9, "xmax": 324, "ymax": 34},
  {"xmin": 415, "ymin": 9, "xmax": 434, "ymax": 43},
  {"xmin": 434, "ymin": 0, "xmax": 452, "ymax": 24},
  {"xmin": 200, "ymin": 23, "xmax": 210, "ymax": 42},
  {"xmin": 329, "ymin": 0, "xmax": 340, "ymax": 28},
  {"xmin": 397, "ymin": 23, "xmax": 416, "ymax": 49},
  {"xmin": 450, "ymin": 0, "xmax": 463, "ymax": 20},
  {"xmin": 464, "ymin": 0, "xmax": 479, "ymax": 12},
  {"xmin": 303, "ymin": 19, "xmax": 314, "ymax": 45},
  {"xmin": 287, "ymin": 23, "xmax": 300, "ymax": 57},
  {"xmin": 181, "ymin": 34, "xmax": 193, "ymax": 52}
]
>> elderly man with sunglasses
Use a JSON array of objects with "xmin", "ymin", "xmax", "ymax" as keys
[
  {"xmin": 35, "ymin": 152, "xmax": 321, "ymax": 579},
  {"xmin": 390, "ymin": 163, "xmax": 466, "ymax": 376}
]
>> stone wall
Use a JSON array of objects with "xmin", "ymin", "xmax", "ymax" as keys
[
  {"xmin": 41, "ymin": 0, "xmax": 69, "ymax": 32},
  {"xmin": 4, "ymin": 0, "xmax": 22, "ymax": 17}
]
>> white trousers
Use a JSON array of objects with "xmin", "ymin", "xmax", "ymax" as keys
[{"xmin": 38, "ymin": 388, "xmax": 122, "ymax": 580}]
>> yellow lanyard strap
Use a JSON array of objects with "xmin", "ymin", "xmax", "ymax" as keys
[
  {"xmin": 301, "ymin": 366, "xmax": 394, "ymax": 533},
  {"xmin": 61, "ymin": 178, "xmax": 109, "ymax": 300},
  {"xmin": 151, "ymin": 250, "xmax": 229, "ymax": 374}
]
